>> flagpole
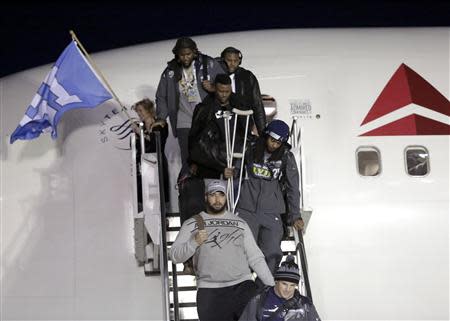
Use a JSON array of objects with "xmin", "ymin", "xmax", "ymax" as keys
[{"xmin": 69, "ymin": 30, "xmax": 134, "ymax": 122}]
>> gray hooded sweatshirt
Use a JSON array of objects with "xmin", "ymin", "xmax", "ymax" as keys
[{"xmin": 170, "ymin": 211, "xmax": 275, "ymax": 288}]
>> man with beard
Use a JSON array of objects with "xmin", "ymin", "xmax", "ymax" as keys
[
  {"xmin": 224, "ymin": 120, "xmax": 304, "ymax": 277},
  {"xmin": 155, "ymin": 37, "xmax": 224, "ymax": 178},
  {"xmin": 170, "ymin": 179, "xmax": 275, "ymax": 321}
]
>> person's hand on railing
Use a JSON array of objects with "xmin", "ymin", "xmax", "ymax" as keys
[
  {"xmin": 202, "ymin": 79, "xmax": 215, "ymax": 92},
  {"xmin": 190, "ymin": 163, "xmax": 198, "ymax": 176},
  {"xmin": 293, "ymin": 218, "xmax": 304, "ymax": 231},
  {"xmin": 144, "ymin": 118, "xmax": 155, "ymax": 133},
  {"xmin": 132, "ymin": 121, "xmax": 141, "ymax": 135},
  {"xmin": 223, "ymin": 167, "xmax": 235, "ymax": 179},
  {"xmin": 195, "ymin": 229, "xmax": 208, "ymax": 245},
  {"xmin": 251, "ymin": 124, "xmax": 259, "ymax": 137},
  {"xmin": 151, "ymin": 119, "xmax": 167, "ymax": 130}
]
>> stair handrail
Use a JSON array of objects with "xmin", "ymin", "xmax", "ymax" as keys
[
  {"xmin": 293, "ymin": 227, "xmax": 313, "ymax": 301},
  {"xmin": 171, "ymin": 261, "xmax": 181, "ymax": 321},
  {"xmin": 289, "ymin": 117, "xmax": 312, "ymax": 301},
  {"xmin": 131, "ymin": 131, "xmax": 139, "ymax": 217},
  {"xmin": 153, "ymin": 132, "xmax": 171, "ymax": 321}
]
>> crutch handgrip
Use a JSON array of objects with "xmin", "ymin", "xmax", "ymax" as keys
[
  {"xmin": 232, "ymin": 108, "xmax": 253, "ymax": 116},
  {"xmin": 233, "ymin": 153, "xmax": 244, "ymax": 158}
]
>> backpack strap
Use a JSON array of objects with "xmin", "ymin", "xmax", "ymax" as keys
[
  {"xmin": 201, "ymin": 54, "xmax": 208, "ymax": 81},
  {"xmin": 193, "ymin": 214, "xmax": 206, "ymax": 230}
]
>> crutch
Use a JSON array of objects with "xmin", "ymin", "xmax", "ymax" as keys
[
  {"xmin": 223, "ymin": 108, "xmax": 253, "ymax": 213},
  {"xmin": 222, "ymin": 110, "xmax": 234, "ymax": 212}
]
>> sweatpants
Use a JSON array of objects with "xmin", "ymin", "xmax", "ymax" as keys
[
  {"xmin": 196, "ymin": 280, "xmax": 257, "ymax": 321},
  {"xmin": 237, "ymin": 208, "xmax": 284, "ymax": 274}
]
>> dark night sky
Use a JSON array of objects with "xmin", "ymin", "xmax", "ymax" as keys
[{"xmin": 2, "ymin": 2, "xmax": 450, "ymax": 78}]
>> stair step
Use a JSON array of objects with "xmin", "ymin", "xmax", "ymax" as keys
[
  {"xmin": 171, "ymin": 302, "xmax": 197, "ymax": 308},
  {"xmin": 170, "ymin": 274, "xmax": 197, "ymax": 287},
  {"xmin": 166, "ymin": 231, "xmax": 180, "ymax": 242},
  {"xmin": 170, "ymin": 285, "xmax": 197, "ymax": 292},
  {"xmin": 169, "ymin": 271, "xmax": 197, "ymax": 276},
  {"xmin": 168, "ymin": 262, "xmax": 184, "ymax": 272},
  {"xmin": 171, "ymin": 306, "xmax": 198, "ymax": 320},
  {"xmin": 167, "ymin": 216, "xmax": 181, "ymax": 228}
]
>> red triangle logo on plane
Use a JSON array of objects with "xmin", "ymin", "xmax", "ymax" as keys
[
  {"xmin": 360, "ymin": 63, "xmax": 450, "ymax": 127},
  {"xmin": 360, "ymin": 114, "xmax": 450, "ymax": 136}
]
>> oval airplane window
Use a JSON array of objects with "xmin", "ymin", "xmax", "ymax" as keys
[
  {"xmin": 356, "ymin": 146, "xmax": 381, "ymax": 177},
  {"xmin": 405, "ymin": 146, "xmax": 430, "ymax": 176}
]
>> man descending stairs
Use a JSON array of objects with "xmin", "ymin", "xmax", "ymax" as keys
[
  {"xmin": 168, "ymin": 180, "xmax": 274, "ymax": 321},
  {"xmin": 166, "ymin": 208, "xmax": 302, "ymax": 320}
]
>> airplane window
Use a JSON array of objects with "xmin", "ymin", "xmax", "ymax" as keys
[
  {"xmin": 262, "ymin": 94, "xmax": 277, "ymax": 122},
  {"xmin": 405, "ymin": 146, "xmax": 429, "ymax": 176},
  {"xmin": 356, "ymin": 147, "xmax": 381, "ymax": 177}
]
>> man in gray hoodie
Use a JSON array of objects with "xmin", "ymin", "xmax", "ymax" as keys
[{"xmin": 170, "ymin": 179, "xmax": 274, "ymax": 321}]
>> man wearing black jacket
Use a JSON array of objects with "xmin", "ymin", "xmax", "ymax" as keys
[
  {"xmin": 188, "ymin": 74, "xmax": 250, "ymax": 179},
  {"xmin": 219, "ymin": 47, "xmax": 266, "ymax": 136}
]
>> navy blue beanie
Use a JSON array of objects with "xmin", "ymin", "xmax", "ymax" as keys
[
  {"xmin": 265, "ymin": 120, "xmax": 290, "ymax": 143},
  {"xmin": 274, "ymin": 255, "xmax": 300, "ymax": 284}
]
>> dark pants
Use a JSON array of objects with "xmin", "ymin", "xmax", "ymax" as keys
[
  {"xmin": 176, "ymin": 128, "xmax": 190, "ymax": 179},
  {"xmin": 197, "ymin": 280, "xmax": 257, "ymax": 321}
]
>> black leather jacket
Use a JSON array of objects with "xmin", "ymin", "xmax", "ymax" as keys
[
  {"xmin": 188, "ymin": 94, "xmax": 249, "ymax": 178},
  {"xmin": 219, "ymin": 61, "xmax": 266, "ymax": 135}
]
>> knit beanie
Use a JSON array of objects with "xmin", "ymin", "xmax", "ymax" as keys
[
  {"xmin": 274, "ymin": 255, "xmax": 300, "ymax": 284},
  {"xmin": 265, "ymin": 119, "xmax": 290, "ymax": 143}
]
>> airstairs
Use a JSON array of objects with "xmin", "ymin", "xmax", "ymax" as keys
[
  {"xmin": 166, "ymin": 215, "xmax": 306, "ymax": 321},
  {"xmin": 131, "ymin": 117, "xmax": 313, "ymax": 321}
]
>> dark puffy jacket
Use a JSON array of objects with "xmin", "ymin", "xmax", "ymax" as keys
[{"xmin": 239, "ymin": 288, "xmax": 321, "ymax": 321}]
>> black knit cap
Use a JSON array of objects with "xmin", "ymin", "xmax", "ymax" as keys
[{"xmin": 274, "ymin": 255, "xmax": 300, "ymax": 284}]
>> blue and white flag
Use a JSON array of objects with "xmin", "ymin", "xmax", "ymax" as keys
[{"xmin": 10, "ymin": 41, "xmax": 113, "ymax": 143}]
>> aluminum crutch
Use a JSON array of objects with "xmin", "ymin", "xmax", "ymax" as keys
[
  {"xmin": 230, "ymin": 108, "xmax": 253, "ymax": 212},
  {"xmin": 222, "ymin": 110, "xmax": 234, "ymax": 212}
]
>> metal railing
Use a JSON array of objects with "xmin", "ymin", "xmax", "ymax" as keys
[
  {"xmin": 171, "ymin": 260, "xmax": 180, "ymax": 321},
  {"xmin": 131, "ymin": 128, "xmax": 172, "ymax": 320},
  {"xmin": 289, "ymin": 116, "xmax": 313, "ymax": 301},
  {"xmin": 152, "ymin": 132, "xmax": 171, "ymax": 321}
]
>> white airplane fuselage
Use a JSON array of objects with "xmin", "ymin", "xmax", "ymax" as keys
[{"xmin": 1, "ymin": 28, "xmax": 448, "ymax": 320}]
